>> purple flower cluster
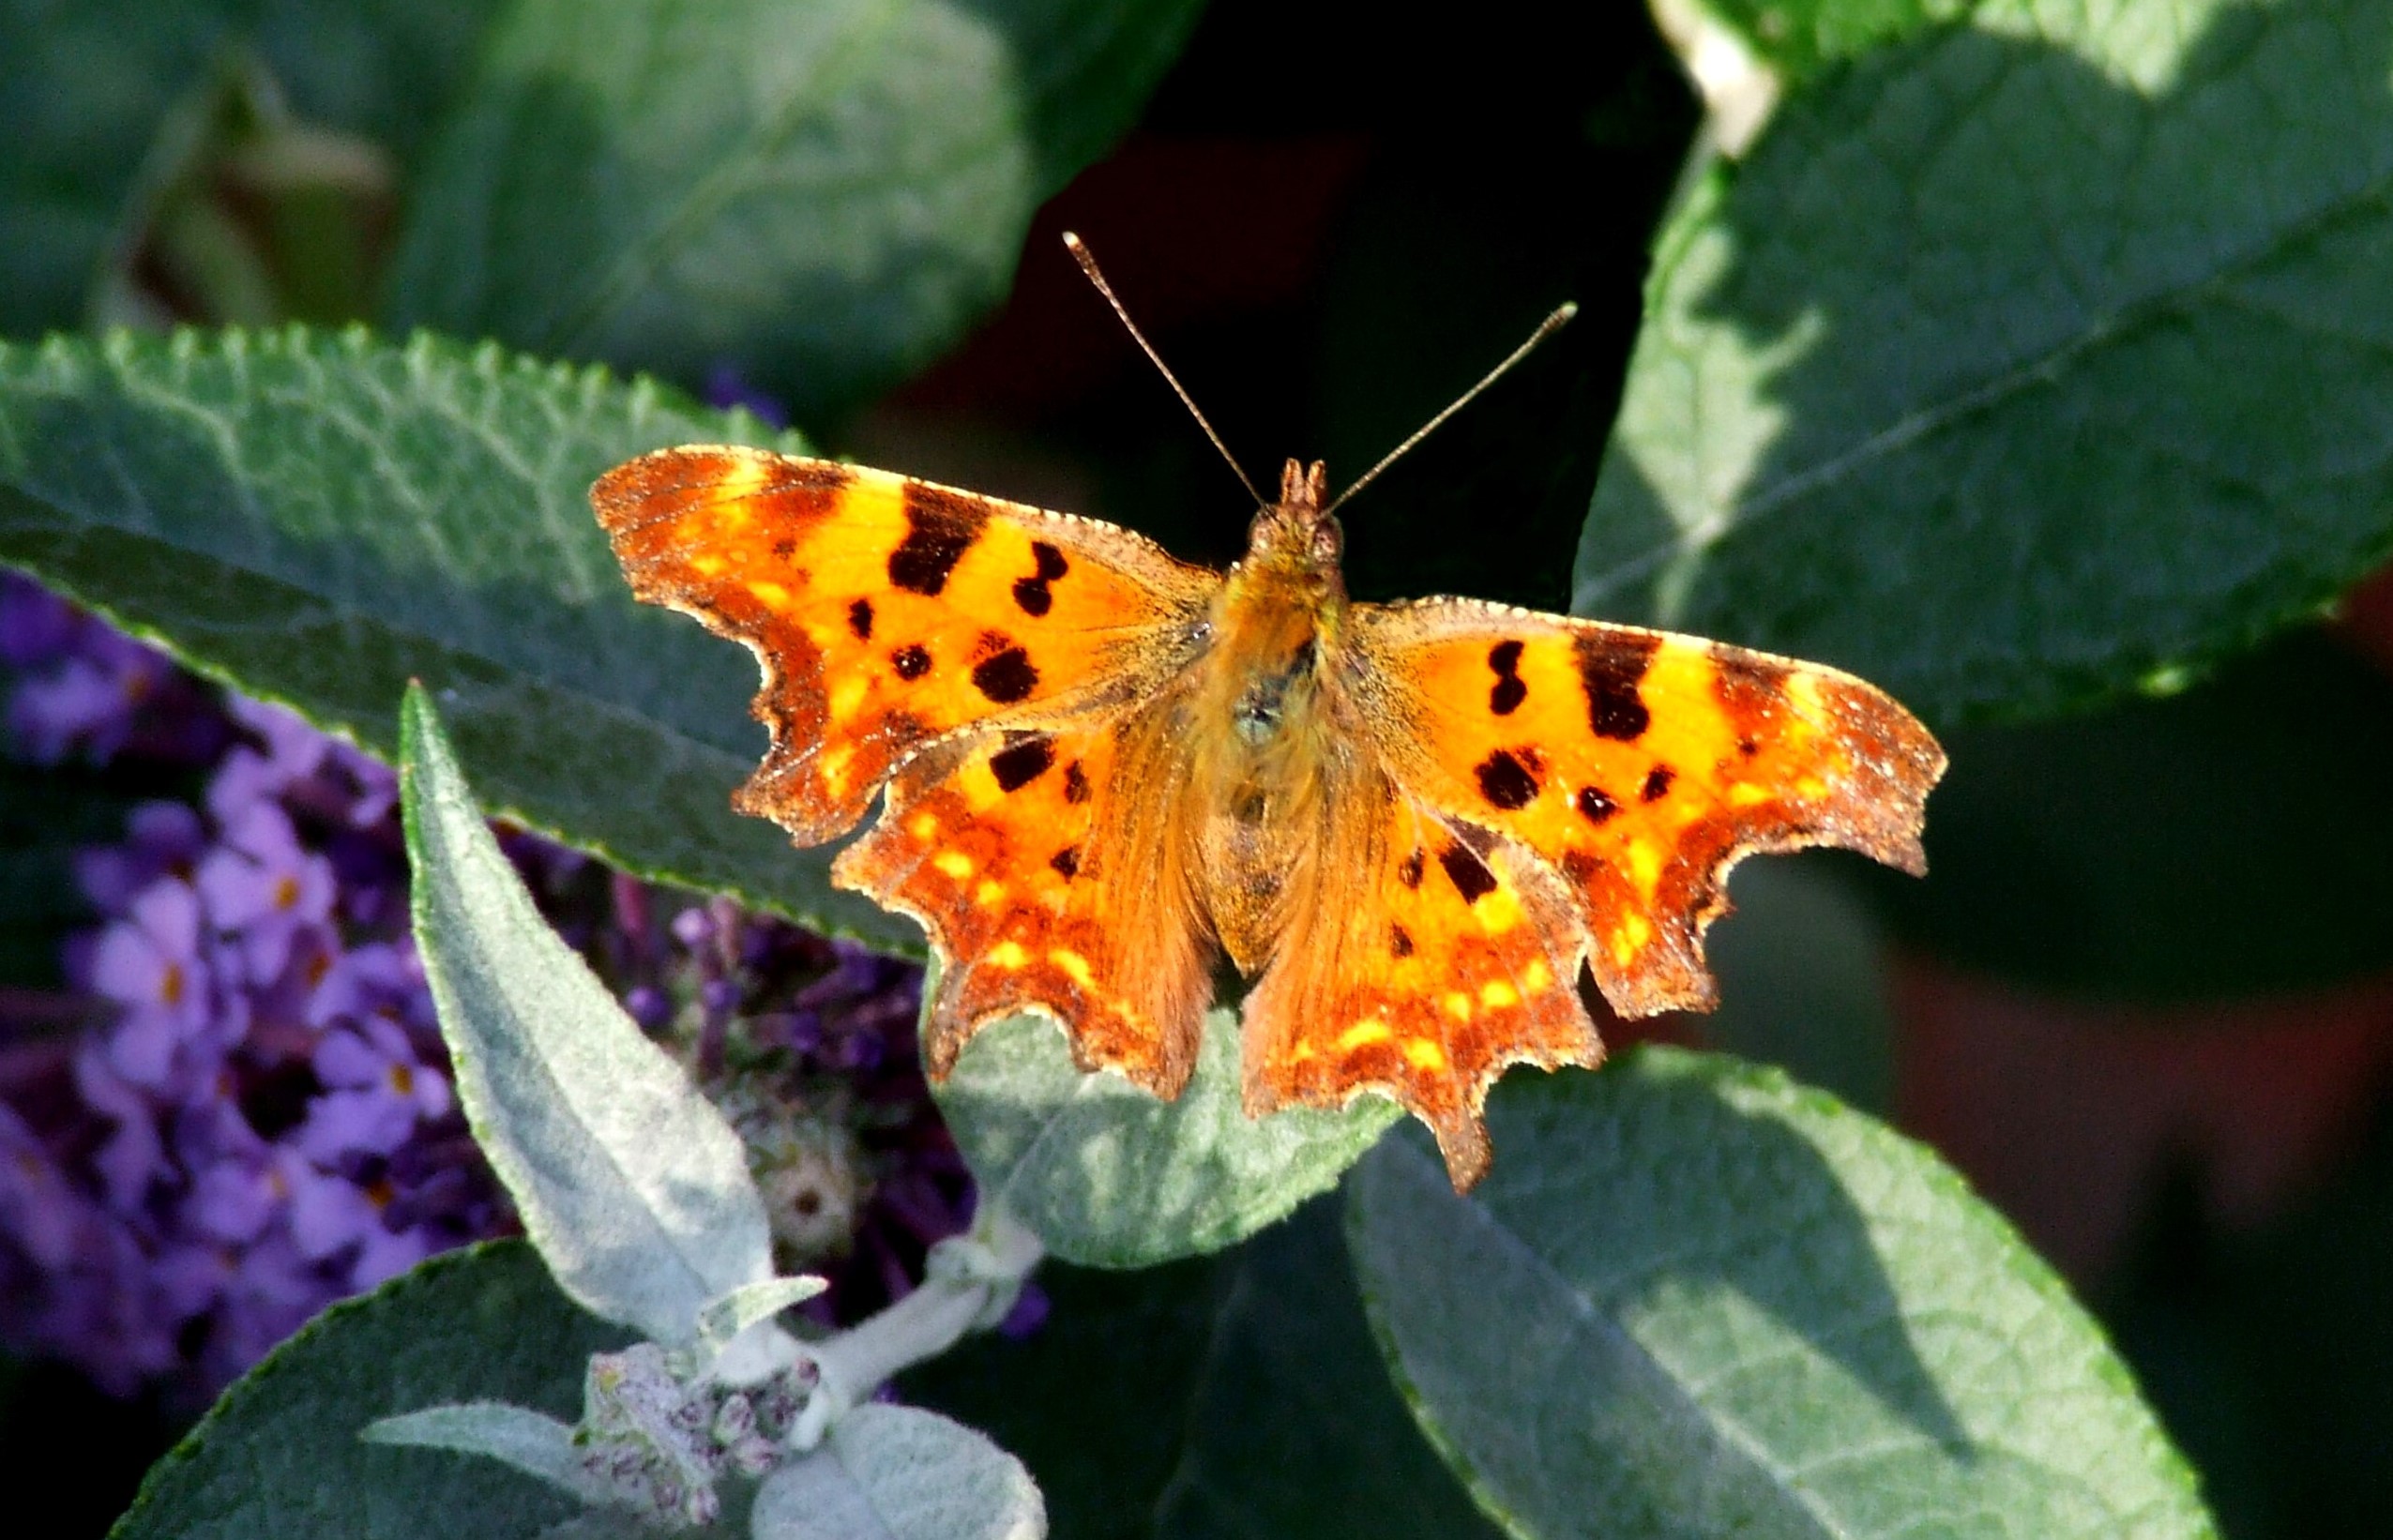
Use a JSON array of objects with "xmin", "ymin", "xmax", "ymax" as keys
[
  {"xmin": 0, "ymin": 577, "xmax": 497, "ymax": 1399},
  {"xmin": 0, "ymin": 572, "xmax": 1017, "ymax": 1403}
]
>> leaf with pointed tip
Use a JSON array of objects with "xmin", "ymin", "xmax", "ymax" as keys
[
  {"xmin": 362, "ymin": 1404, "xmax": 597, "ymax": 1503},
  {"xmin": 110, "ymin": 1241, "xmax": 627, "ymax": 1540},
  {"xmin": 386, "ymin": 0, "xmax": 1205, "ymax": 425},
  {"xmin": 403, "ymin": 684, "xmax": 772, "ymax": 1341},
  {"xmin": 1577, "ymin": 0, "xmax": 2393, "ymax": 725},
  {"xmin": 1348, "ymin": 1048, "xmax": 2215, "ymax": 1538},
  {"xmin": 0, "ymin": 325, "xmax": 912, "ymax": 948},
  {"xmin": 931, "ymin": 980, "xmax": 1400, "ymax": 1268}
]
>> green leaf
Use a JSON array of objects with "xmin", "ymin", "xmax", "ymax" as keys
[
  {"xmin": 1347, "ymin": 1049, "xmax": 2216, "ymax": 1539},
  {"xmin": 0, "ymin": 325, "xmax": 912, "ymax": 947},
  {"xmin": 385, "ymin": 0, "xmax": 1205, "ymax": 425},
  {"xmin": 751, "ymin": 1405, "xmax": 1044, "ymax": 1540},
  {"xmin": 1867, "ymin": 629, "xmax": 2393, "ymax": 1001},
  {"xmin": 1576, "ymin": 0, "xmax": 2393, "ymax": 725},
  {"xmin": 931, "ymin": 979, "xmax": 1401, "ymax": 1268},
  {"xmin": 0, "ymin": 0, "xmax": 487, "ymax": 337},
  {"xmin": 361, "ymin": 1404, "xmax": 597, "ymax": 1504},
  {"xmin": 402, "ymin": 684, "xmax": 774, "ymax": 1341},
  {"xmin": 112, "ymin": 1240, "xmax": 628, "ymax": 1540},
  {"xmin": 903, "ymin": 1194, "xmax": 1504, "ymax": 1540}
]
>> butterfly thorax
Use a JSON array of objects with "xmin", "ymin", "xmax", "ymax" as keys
[{"xmin": 1188, "ymin": 460, "xmax": 1354, "ymax": 972}]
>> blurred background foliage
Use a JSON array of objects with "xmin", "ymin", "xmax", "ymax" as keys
[{"xmin": 4, "ymin": 0, "xmax": 2393, "ymax": 1534}]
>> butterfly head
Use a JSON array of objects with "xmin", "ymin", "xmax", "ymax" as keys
[{"xmin": 1242, "ymin": 458, "xmax": 1343, "ymax": 575}]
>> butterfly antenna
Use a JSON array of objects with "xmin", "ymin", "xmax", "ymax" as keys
[
  {"xmin": 1322, "ymin": 302, "xmax": 1578, "ymax": 519},
  {"xmin": 1063, "ymin": 232, "xmax": 1267, "ymax": 510}
]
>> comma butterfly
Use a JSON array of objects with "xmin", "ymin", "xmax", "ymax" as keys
[{"xmin": 592, "ymin": 236, "xmax": 1945, "ymax": 1190}]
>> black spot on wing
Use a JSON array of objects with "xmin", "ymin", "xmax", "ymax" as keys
[
  {"xmin": 1049, "ymin": 846, "xmax": 1081, "ymax": 879},
  {"xmin": 1576, "ymin": 785, "xmax": 1618, "ymax": 825},
  {"xmin": 1062, "ymin": 762, "xmax": 1090, "ymax": 804},
  {"xmin": 971, "ymin": 645, "xmax": 1038, "ymax": 703},
  {"xmin": 887, "ymin": 483, "xmax": 988, "ymax": 596},
  {"xmin": 1641, "ymin": 765, "xmax": 1675, "ymax": 803},
  {"xmin": 1475, "ymin": 749, "xmax": 1540, "ymax": 810},
  {"xmin": 1573, "ymin": 632, "xmax": 1657, "ymax": 741},
  {"xmin": 1398, "ymin": 849, "xmax": 1425, "ymax": 888},
  {"xmin": 846, "ymin": 597, "xmax": 874, "ymax": 641},
  {"xmin": 1438, "ymin": 842, "xmax": 1498, "ymax": 904},
  {"xmin": 1487, "ymin": 639, "xmax": 1527, "ymax": 716},
  {"xmin": 1010, "ymin": 540, "xmax": 1071, "ymax": 617},
  {"xmin": 989, "ymin": 734, "xmax": 1054, "ymax": 792},
  {"xmin": 891, "ymin": 644, "xmax": 931, "ymax": 680},
  {"xmin": 1390, "ymin": 923, "xmax": 1415, "ymax": 958}
]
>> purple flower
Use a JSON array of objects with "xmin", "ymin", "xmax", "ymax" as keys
[
  {"xmin": 86, "ymin": 878, "xmax": 217, "ymax": 1047},
  {"xmin": 75, "ymin": 801, "xmax": 206, "ymax": 911},
  {"xmin": 195, "ymin": 801, "xmax": 338, "ymax": 985},
  {"xmin": 8, "ymin": 627, "xmax": 173, "ymax": 763},
  {"xmin": 295, "ymin": 1015, "xmax": 453, "ymax": 1163}
]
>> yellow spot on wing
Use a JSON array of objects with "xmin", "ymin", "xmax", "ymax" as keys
[
  {"xmin": 975, "ymin": 880, "xmax": 1005, "ymax": 905},
  {"xmin": 988, "ymin": 941, "xmax": 1026, "ymax": 970},
  {"xmin": 1338, "ymin": 1020, "xmax": 1394, "ymax": 1051},
  {"xmin": 1729, "ymin": 782, "xmax": 1770, "ymax": 807},
  {"xmin": 746, "ymin": 580, "xmax": 790, "ymax": 609},
  {"xmin": 1797, "ymin": 776, "xmax": 1828, "ymax": 799},
  {"xmin": 829, "ymin": 675, "xmax": 870, "ymax": 720},
  {"xmin": 690, "ymin": 553, "xmax": 727, "ymax": 578},
  {"xmin": 1521, "ymin": 959, "xmax": 1552, "ymax": 994},
  {"xmin": 1628, "ymin": 839, "xmax": 1662, "ymax": 894},
  {"xmin": 1479, "ymin": 979, "xmax": 1519, "ymax": 1009},
  {"xmin": 1476, "ymin": 887, "xmax": 1522, "ymax": 934},
  {"xmin": 1403, "ymin": 1037, "xmax": 1448, "ymax": 1072},
  {"xmin": 908, "ymin": 812, "xmax": 939, "ymax": 839},
  {"xmin": 1442, "ymin": 992, "xmax": 1473, "ymax": 1021},
  {"xmin": 1610, "ymin": 911, "xmax": 1654, "ymax": 966},
  {"xmin": 1047, "ymin": 948, "xmax": 1095, "ymax": 989},
  {"xmin": 932, "ymin": 851, "xmax": 974, "ymax": 880},
  {"xmin": 819, "ymin": 745, "xmax": 854, "ymax": 793}
]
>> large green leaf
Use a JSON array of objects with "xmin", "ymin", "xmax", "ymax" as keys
[
  {"xmin": 111, "ymin": 1240, "xmax": 628, "ymax": 1540},
  {"xmin": 903, "ymin": 1195, "xmax": 1503, "ymax": 1540},
  {"xmin": 0, "ymin": 0, "xmax": 487, "ymax": 337},
  {"xmin": 1577, "ymin": 0, "xmax": 2393, "ymax": 725},
  {"xmin": 1870, "ymin": 630, "xmax": 2393, "ymax": 1001},
  {"xmin": 1348, "ymin": 1049, "xmax": 2215, "ymax": 1538},
  {"xmin": 0, "ymin": 325, "xmax": 911, "ymax": 947},
  {"xmin": 932, "ymin": 984, "xmax": 1399, "ymax": 1269},
  {"xmin": 385, "ymin": 0, "xmax": 1205, "ymax": 424}
]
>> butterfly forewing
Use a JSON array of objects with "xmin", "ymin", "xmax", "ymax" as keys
[
  {"xmin": 1348, "ymin": 600, "xmax": 1945, "ymax": 1017},
  {"xmin": 592, "ymin": 445, "xmax": 1215, "ymax": 844}
]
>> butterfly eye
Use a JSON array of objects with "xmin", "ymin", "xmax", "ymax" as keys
[{"xmin": 1310, "ymin": 521, "xmax": 1342, "ymax": 562}]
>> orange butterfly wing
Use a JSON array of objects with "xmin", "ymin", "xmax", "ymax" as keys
[
  {"xmin": 593, "ymin": 446, "xmax": 1220, "ymax": 1090},
  {"xmin": 593, "ymin": 446, "xmax": 1214, "ymax": 842},
  {"xmin": 1245, "ymin": 600, "xmax": 1945, "ymax": 1185}
]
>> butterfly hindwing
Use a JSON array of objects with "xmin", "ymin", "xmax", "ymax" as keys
[
  {"xmin": 834, "ymin": 704, "xmax": 1214, "ymax": 1097},
  {"xmin": 593, "ymin": 446, "xmax": 1215, "ymax": 844},
  {"xmin": 1239, "ymin": 755, "xmax": 1599, "ymax": 1188},
  {"xmin": 1349, "ymin": 600, "xmax": 1945, "ymax": 1016}
]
